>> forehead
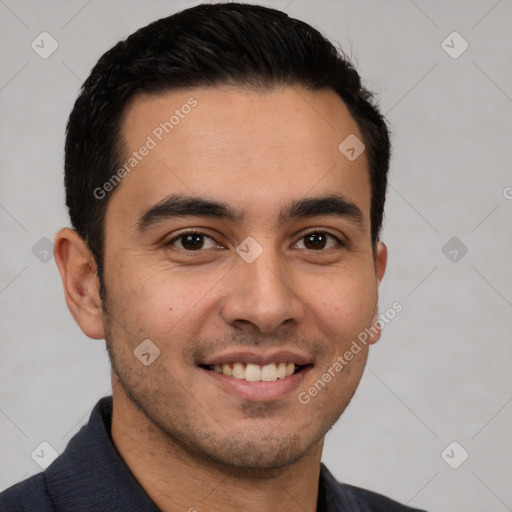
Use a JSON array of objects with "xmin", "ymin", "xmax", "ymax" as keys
[{"xmin": 110, "ymin": 85, "xmax": 371, "ymax": 227}]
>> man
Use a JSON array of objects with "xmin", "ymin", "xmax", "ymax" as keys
[{"xmin": 0, "ymin": 3, "xmax": 427, "ymax": 511}]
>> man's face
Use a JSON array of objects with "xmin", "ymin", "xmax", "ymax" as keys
[{"xmin": 101, "ymin": 86, "xmax": 386, "ymax": 470}]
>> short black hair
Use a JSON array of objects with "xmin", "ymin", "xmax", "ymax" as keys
[{"xmin": 64, "ymin": 2, "xmax": 391, "ymax": 300}]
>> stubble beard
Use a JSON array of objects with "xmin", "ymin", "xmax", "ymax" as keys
[{"xmin": 101, "ymin": 305, "xmax": 360, "ymax": 478}]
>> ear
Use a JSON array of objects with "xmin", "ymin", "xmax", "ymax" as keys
[
  {"xmin": 374, "ymin": 241, "xmax": 387, "ymax": 288},
  {"xmin": 369, "ymin": 241, "xmax": 388, "ymax": 345},
  {"xmin": 53, "ymin": 228, "xmax": 105, "ymax": 340}
]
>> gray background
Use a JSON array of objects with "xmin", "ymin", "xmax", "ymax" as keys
[{"xmin": 1, "ymin": 1, "xmax": 511, "ymax": 510}]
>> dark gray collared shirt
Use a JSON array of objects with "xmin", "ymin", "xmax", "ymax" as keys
[{"xmin": 0, "ymin": 397, "xmax": 427, "ymax": 511}]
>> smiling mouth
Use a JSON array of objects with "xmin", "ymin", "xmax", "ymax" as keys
[{"xmin": 200, "ymin": 362, "xmax": 309, "ymax": 382}]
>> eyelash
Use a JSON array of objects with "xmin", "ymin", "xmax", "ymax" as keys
[{"xmin": 166, "ymin": 229, "xmax": 344, "ymax": 251}]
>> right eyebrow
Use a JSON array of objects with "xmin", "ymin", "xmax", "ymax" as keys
[{"xmin": 136, "ymin": 194, "xmax": 245, "ymax": 233}]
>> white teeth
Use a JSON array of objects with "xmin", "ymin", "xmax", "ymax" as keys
[
  {"xmin": 245, "ymin": 363, "xmax": 261, "ymax": 382},
  {"xmin": 232, "ymin": 362, "xmax": 245, "ymax": 380},
  {"xmin": 222, "ymin": 363, "xmax": 232, "ymax": 376},
  {"xmin": 211, "ymin": 362, "xmax": 299, "ymax": 381},
  {"xmin": 261, "ymin": 363, "xmax": 277, "ymax": 381},
  {"xmin": 277, "ymin": 362, "xmax": 287, "ymax": 379}
]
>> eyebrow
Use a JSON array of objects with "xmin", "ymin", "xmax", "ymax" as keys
[
  {"xmin": 280, "ymin": 194, "xmax": 365, "ymax": 228},
  {"xmin": 136, "ymin": 193, "xmax": 365, "ymax": 232},
  {"xmin": 136, "ymin": 193, "xmax": 243, "ymax": 232}
]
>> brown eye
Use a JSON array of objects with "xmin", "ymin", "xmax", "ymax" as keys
[
  {"xmin": 168, "ymin": 232, "xmax": 219, "ymax": 251},
  {"xmin": 296, "ymin": 231, "xmax": 341, "ymax": 250},
  {"xmin": 304, "ymin": 232, "xmax": 327, "ymax": 250},
  {"xmin": 180, "ymin": 233, "xmax": 204, "ymax": 250}
]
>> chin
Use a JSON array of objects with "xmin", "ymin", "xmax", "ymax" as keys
[{"xmin": 187, "ymin": 426, "xmax": 322, "ymax": 474}]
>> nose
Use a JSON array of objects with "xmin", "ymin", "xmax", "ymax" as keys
[{"xmin": 219, "ymin": 245, "xmax": 304, "ymax": 334}]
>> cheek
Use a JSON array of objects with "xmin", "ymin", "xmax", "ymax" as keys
[
  {"xmin": 302, "ymin": 266, "xmax": 378, "ymax": 342},
  {"xmin": 297, "ymin": 272, "xmax": 376, "ymax": 415},
  {"xmin": 105, "ymin": 262, "xmax": 221, "ymax": 350}
]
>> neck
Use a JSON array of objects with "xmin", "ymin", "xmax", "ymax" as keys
[{"xmin": 111, "ymin": 382, "xmax": 323, "ymax": 512}]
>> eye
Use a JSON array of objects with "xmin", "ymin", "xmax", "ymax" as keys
[
  {"xmin": 167, "ymin": 231, "xmax": 221, "ymax": 251},
  {"xmin": 294, "ymin": 231, "xmax": 342, "ymax": 250}
]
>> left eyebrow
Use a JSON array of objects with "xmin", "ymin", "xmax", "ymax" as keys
[{"xmin": 279, "ymin": 194, "xmax": 366, "ymax": 229}]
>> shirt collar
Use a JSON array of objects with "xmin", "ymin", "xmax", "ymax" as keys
[{"xmin": 45, "ymin": 396, "xmax": 160, "ymax": 511}]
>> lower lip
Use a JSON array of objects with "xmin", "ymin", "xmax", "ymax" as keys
[{"xmin": 199, "ymin": 366, "xmax": 313, "ymax": 402}]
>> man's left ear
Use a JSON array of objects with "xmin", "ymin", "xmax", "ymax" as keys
[
  {"xmin": 369, "ymin": 241, "xmax": 388, "ymax": 344},
  {"xmin": 375, "ymin": 241, "xmax": 387, "ymax": 288}
]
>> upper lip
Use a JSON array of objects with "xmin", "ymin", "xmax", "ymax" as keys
[{"xmin": 199, "ymin": 350, "xmax": 314, "ymax": 367}]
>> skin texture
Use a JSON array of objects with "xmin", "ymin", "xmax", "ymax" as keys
[{"xmin": 54, "ymin": 86, "xmax": 387, "ymax": 512}]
